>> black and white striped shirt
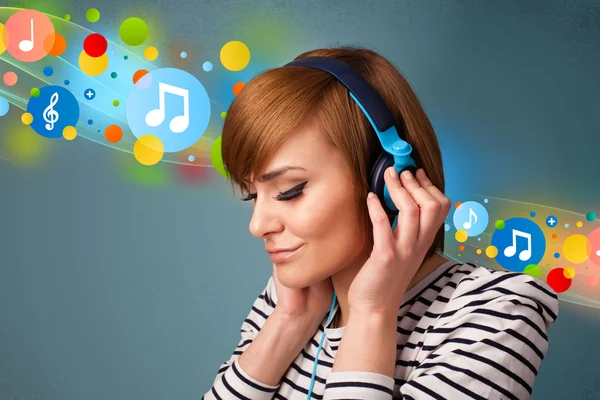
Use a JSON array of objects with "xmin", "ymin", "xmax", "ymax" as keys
[{"xmin": 203, "ymin": 261, "xmax": 559, "ymax": 399}]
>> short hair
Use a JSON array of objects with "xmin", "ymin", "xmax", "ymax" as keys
[{"xmin": 221, "ymin": 46, "xmax": 446, "ymax": 260}]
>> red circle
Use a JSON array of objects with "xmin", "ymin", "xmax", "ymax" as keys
[
  {"xmin": 547, "ymin": 268, "xmax": 571, "ymax": 293},
  {"xmin": 83, "ymin": 33, "xmax": 108, "ymax": 57}
]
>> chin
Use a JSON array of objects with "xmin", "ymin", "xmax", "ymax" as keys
[{"xmin": 276, "ymin": 262, "xmax": 318, "ymax": 289}]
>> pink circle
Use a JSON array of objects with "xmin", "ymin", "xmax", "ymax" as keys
[
  {"xmin": 5, "ymin": 10, "xmax": 55, "ymax": 62},
  {"xmin": 588, "ymin": 227, "xmax": 600, "ymax": 267},
  {"xmin": 3, "ymin": 71, "xmax": 17, "ymax": 86}
]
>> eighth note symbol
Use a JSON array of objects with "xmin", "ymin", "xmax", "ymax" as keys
[
  {"xmin": 19, "ymin": 19, "xmax": 35, "ymax": 52},
  {"xmin": 43, "ymin": 92, "xmax": 60, "ymax": 131},
  {"xmin": 463, "ymin": 208, "xmax": 478, "ymax": 229},
  {"xmin": 504, "ymin": 229, "xmax": 532, "ymax": 261},
  {"xmin": 145, "ymin": 82, "xmax": 190, "ymax": 133}
]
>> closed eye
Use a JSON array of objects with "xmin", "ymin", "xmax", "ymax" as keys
[{"xmin": 241, "ymin": 181, "xmax": 308, "ymax": 202}]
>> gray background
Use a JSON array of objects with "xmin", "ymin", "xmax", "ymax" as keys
[{"xmin": 1, "ymin": 0, "xmax": 600, "ymax": 398}]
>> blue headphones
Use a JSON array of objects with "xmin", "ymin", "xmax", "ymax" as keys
[{"xmin": 283, "ymin": 56, "xmax": 417, "ymax": 398}]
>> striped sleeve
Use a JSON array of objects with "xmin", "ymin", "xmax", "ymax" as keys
[
  {"xmin": 399, "ymin": 271, "xmax": 559, "ymax": 400},
  {"xmin": 202, "ymin": 277, "xmax": 280, "ymax": 400},
  {"xmin": 323, "ymin": 371, "xmax": 395, "ymax": 400}
]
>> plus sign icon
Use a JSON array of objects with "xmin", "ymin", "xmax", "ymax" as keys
[
  {"xmin": 84, "ymin": 88, "xmax": 96, "ymax": 100},
  {"xmin": 546, "ymin": 215, "xmax": 558, "ymax": 228}
]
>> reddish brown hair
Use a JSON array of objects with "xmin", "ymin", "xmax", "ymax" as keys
[{"xmin": 221, "ymin": 46, "xmax": 446, "ymax": 260}]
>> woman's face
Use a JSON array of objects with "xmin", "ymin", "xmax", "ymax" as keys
[{"xmin": 244, "ymin": 122, "xmax": 369, "ymax": 289}]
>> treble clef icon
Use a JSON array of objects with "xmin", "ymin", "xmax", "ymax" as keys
[{"xmin": 43, "ymin": 92, "xmax": 60, "ymax": 131}]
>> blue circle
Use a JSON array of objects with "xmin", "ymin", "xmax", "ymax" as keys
[
  {"xmin": 87, "ymin": 119, "xmax": 93, "ymax": 125},
  {"xmin": 43, "ymin": 66, "xmax": 54, "ymax": 77},
  {"xmin": 444, "ymin": 223, "xmax": 450, "ymax": 232},
  {"xmin": 188, "ymin": 155, "xmax": 195, "ymax": 162},
  {"xmin": 530, "ymin": 211, "xmax": 536, "ymax": 217},
  {"xmin": 0, "ymin": 96, "xmax": 9, "ymax": 117},
  {"xmin": 546, "ymin": 215, "xmax": 558, "ymax": 228},
  {"xmin": 26, "ymin": 86, "xmax": 80, "ymax": 139},
  {"xmin": 490, "ymin": 217, "xmax": 546, "ymax": 272},
  {"xmin": 64, "ymin": 79, "xmax": 70, "ymax": 85},
  {"xmin": 554, "ymin": 252, "xmax": 560, "ymax": 258},
  {"xmin": 565, "ymin": 223, "xmax": 569, "ymax": 228},
  {"xmin": 484, "ymin": 198, "xmax": 489, "ymax": 203},
  {"xmin": 126, "ymin": 68, "xmax": 210, "ymax": 153},
  {"xmin": 203, "ymin": 61, "xmax": 213, "ymax": 71},
  {"xmin": 84, "ymin": 88, "xmax": 96, "ymax": 100},
  {"xmin": 453, "ymin": 201, "xmax": 489, "ymax": 237},
  {"xmin": 180, "ymin": 51, "xmax": 187, "ymax": 59}
]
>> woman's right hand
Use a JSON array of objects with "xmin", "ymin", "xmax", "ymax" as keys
[{"xmin": 272, "ymin": 263, "xmax": 334, "ymax": 321}]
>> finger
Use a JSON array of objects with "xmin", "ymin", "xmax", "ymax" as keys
[
  {"xmin": 415, "ymin": 168, "xmax": 452, "ymax": 220},
  {"xmin": 399, "ymin": 169, "xmax": 441, "ymax": 243},
  {"xmin": 384, "ymin": 167, "xmax": 420, "ymax": 250},
  {"xmin": 366, "ymin": 191, "xmax": 396, "ymax": 258}
]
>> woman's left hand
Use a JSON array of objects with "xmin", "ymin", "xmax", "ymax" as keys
[{"xmin": 348, "ymin": 167, "xmax": 451, "ymax": 316}]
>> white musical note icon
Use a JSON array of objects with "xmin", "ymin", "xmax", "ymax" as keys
[
  {"xmin": 145, "ymin": 82, "xmax": 190, "ymax": 133},
  {"xmin": 503, "ymin": 229, "xmax": 532, "ymax": 261},
  {"xmin": 43, "ymin": 92, "xmax": 60, "ymax": 131},
  {"xmin": 19, "ymin": 19, "xmax": 35, "ymax": 52},
  {"xmin": 463, "ymin": 208, "xmax": 478, "ymax": 229}
]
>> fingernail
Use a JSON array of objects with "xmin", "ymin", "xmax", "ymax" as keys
[
  {"xmin": 388, "ymin": 167, "xmax": 397, "ymax": 179},
  {"xmin": 402, "ymin": 170, "xmax": 413, "ymax": 180},
  {"xmin": 367, "ymin": 192, "xmax": 375, "ymax": 199}
]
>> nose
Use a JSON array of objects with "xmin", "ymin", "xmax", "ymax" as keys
[{"xmin": 248, "ymin": 197, "xmax": 282, "ymax": 238}]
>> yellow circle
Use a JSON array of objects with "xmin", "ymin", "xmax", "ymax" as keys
[
  {"xmin": 21, "ymin": 112, "xmax": 33, "ymax": 125},
  {"xmin": 486, "ymin": 245, "xmax": 499, "ymax": 258},
  {"xmin": 564, "ymin": 266, "xmax": 576, "ymax": 279},
  {"xmin": 78, "ymin": 51, "xmax": 109, "ymax": 76},
  {"xmin": 220, "ymin": 41, "xmax": 250, "ymax": 71},
  {"xmin": 576, "ymin": 221, "xmax": 583, "ymax": 228},
  {"xmin": 476, "ymin": 249, "xmax": 482, "ymax": 255},
  {"xmin": 455, "ymin": 229, "xmax": 468, "ymax": 243},
  {"xmin": 0, "ymin": 23, "xmax": 6, "ymax": 55},
  {"xmin": 134, "ymin": 135, "xmax": 164, "ymax": 166},
  {"xmin": 562, "ymin": 234, "xmax": 591, "ymax": 264},
  {"xmin": 144, "ymin": 46, "xmax": 158, "ymax": 61},
  {"xmin": 63, "ymin": 126, "xmax": 77, "ymax": 140}
]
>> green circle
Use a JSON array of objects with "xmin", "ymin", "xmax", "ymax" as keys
[
  {"xmin": 220, "ymin": 111, "xmax": 227, "ymax": 119},
  {"xmin": 495, "ymin": 220, "xmax": 505, "ymax": 230},
  {"xmin": 211, "ymin": 135, "xmax": 229, "ymax": 177},
  {"xmin": 64, "ymin": 14, "xmax": 71, "ymax": 21},
  {"xmin": 111, "ymin": 72, "xmax": 118, "ymax": 78},
  {"xmin": 124, "ymin": 55, "xmax": 129, "ymax": 60},
  {"xmin": 119, "ymin": 17, "xmax": 149, "ymax": 46},
  {"xmin": 586, "ymin": 212, "xmax": 596, "ymax": 222},
  {"xmin": 30, "ymin": 88, "xmax": 40, "ymax": 98},
  {"xmin": 523, "ymin": 264, "xmax": 541, "ymax": 278},
  {"xmin": 86, "ymin": 8, "xmax": 100, "ymax": 23},
  {"xmin": 112, "ymin": 100, "xmax": 120, "ymax": 107}
]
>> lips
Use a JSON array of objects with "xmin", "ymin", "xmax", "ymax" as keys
[{"xmin": 269, "ymin": 245, "xmax": 303, "ymax": 263}]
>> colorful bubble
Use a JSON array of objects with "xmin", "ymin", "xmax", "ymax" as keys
[
  {"xmin": 495, "ymin": 220, "xmax": 505, "ymax": 230},
  {"xmin": 565, "ymin": 223, "xmax": 570, "ymax": 228},
  {"xmin": 458, "ymin": 245, "xmax": 465, "ymax": 251},
  {"xmin": 485, "ymin": 245, "xmax": 498, "ymax": 258},
  {"xmin": 21, "ymin": 112, "xmax": 33, "ymax": 125},
  {"xmin": 112, "ymin": 100, "xmax": 120, "ymax": 107},
  {"xmin": 30, "ymin": 88, "xmax": 40, "ymax": 97},
  {"xmin": 455, "ymin": 229, "xmax": 468, "ymax": 243},
  {"xmin": 484, "ymin": 198, "xmax": 489, "ymax": 203},
  {"xmin": 188, "ymin": 155, "xmax": 195, "ymax": 162},
  {"xmin": 546, "ymin": 215, "xmax": 558, "ymax": 228},
  {"xmin": 104, "ymin": 125, "xmax": 123, "ymax": 143},
  {"xmin": 444, "ymin": 223, "xmax": 450, "ymax": 232},
  {"xmin": 62, "ymin": 126, "xmax": 77, "ymax": 140},
  {"xmin": 564, "ymin": 266, "xmax": 576, "ymax": 279},
  {"xmin": 134, "ymin": 135, "xmax": 164, "ymax": 165},
  {"xmin": 5, "ymin": 10, "xmax": 55, "ymax": 62},
  {"xmin": 144, "ymin": 46, "xmax": 158, "ymax": 60},
  {"xmin": 547, "ymin": 267, "xmax": 572, "ymax": 293},
  {"xmin": 220, "ymin": 41, "xmax": 250, "ymax": 71},
  {"xmin": 523, "ymin": 264, "xmax": 541, "ymax": 278},
  {"xmin": 552, "ymin": 233, "xmax": 558, "ymax": 239},
  {"xmin": 3, "ymin": 71, "xmax": 17, "ymax": 86},
  {"xmin": 454, "ymin": 201, "xmax": 462, "ymax": 209},
  {"xmin": 111, "ymin": 72, "xmax": 118, "ymax": 78},
  {"xmin": 588, "ymin": 227, "xmax": 600, "ymax": 267},
  {"xmin": 83, "ymin": 33, "xmax": 108, "ymax": 57},
  {"xmin": 586, "ymin": 212, "xmax": 597, "ymax": 222},
  {"xmin": 554, "ymin": 253, "xmax": 560, "ymax": 259},
  {"xmin": 181, "ymin": 51, "xmax": 188, "ymax": 59},
  {"xmin": 27, "ymin": 86, "xmax": 79, "ymax": 139},
  {"xmin": 562, "ymin": 234, "xmax": 591, "ymax": 264},
  {"xmin": 587, "ymin": 275, "xmax": 598, "ymax": 287},
  {"xmin": 576, "ymin": 221, "xmax": 583, "ymax": 228},
  {"xmin": 43, "ymin": 66, "xmax": 54, "ymax": 76},
  {"xmin": 211, "ymin": 134, "xmax": 228, "ymax": 177},
  {"xmin": 64, "ymin": 80, "xmax": 70, "ymax": 85},
  {"xmin": 119, "ymin": 17, "xmax": 148, "ymax": 46},
  {"xmin": 491, "ymin": 217, "xmax": 546, "ymax": 272},
  {"xmin": 530, "ymin": 211, "xmax": 536, "ymax": 217},
  {"xmin": 0, "ymin": 23, "xmax": 6, "ymax": 55},
  {"xmin": 0, "ymin": 96, "xmax": 9, "ymax": 117},
  {"xmin": 124, "ymin": 55, "xmax": 129, "ymax": 60},
  {"xmin": 203, "ymin": 61, "xmax": 213, "ymax": 71},
  {"xmin": 454, "ymin": 201, "xmax": 489, "ymax": 236},
  {"xmin": 43, "ymin": 33, "xmax": 67, "ymax": 56},
  {"xmin": 86, "ymin": 8, "xmax": 101, "ymax": 23},
  {"xmin": 233, "ymin": 81, "xmax": 246, "ymax": 96},
  {"xmin": 476, "ymin": 249, "xmax": 482, "ymax": 254},
  {"xmin": 87, "ymin": 119, "xmax": 93, "ymax": 125},
  {"xmin": 79, "ymin": 51, "xmax": 108, "ymax": 76},
  {"xmin": 133, "ymin": 69, "xmax": 149, "ymax": 84},
  {"xmin": 64, "ymin": 14, "xmax": 70, "ymax": 21},
  {"xmin": 220, "ymin": 111, "xmax": 227, "ymax": 119}
]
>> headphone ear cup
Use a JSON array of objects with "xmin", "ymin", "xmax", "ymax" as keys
[{"xmin": 370, "ymin": 151, "xmax": 397, "ymax": 217}]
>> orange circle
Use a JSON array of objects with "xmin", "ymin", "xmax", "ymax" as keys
[
  {"xmin": 232, "ymin": 81, "xmax": 246, "ymax": 96},
  {"xmin": 454, "ymin": 201, "xmax": 462, "ymax": 209},
  {"xmin": 459, "ymin": 245, "xmax": 465, "ymax": 251},
  {"xmin": 104, "ymin": 125, "xmax": 123, "ymax": 143},
  {"xmin": 43, "ymin": 33, "xmax": 66, "ymax": 56},
  {"xmin": 552, "ymin": 233, "xmax": 558, "ymax": 239},
  {"xmin": 5, "ymin": 10, "xmax": 55, "ymax": 62},
  {"xmin": 133, "ymin": 69, "xmax": 148, "ymax": 84}
]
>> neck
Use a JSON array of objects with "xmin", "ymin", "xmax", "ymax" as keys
[{"xmin": 330, "ymin": 251, "xmax": 451, "ymax": 328}]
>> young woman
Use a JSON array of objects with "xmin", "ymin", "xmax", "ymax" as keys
[{"xmin": 202, "ymin": 47, "xmax": 559, "ymax": 399}]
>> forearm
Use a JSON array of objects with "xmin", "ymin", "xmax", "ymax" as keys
[
  {"xmin": 331, "ymin": 309, "xmax": 398, "ymax": 377},
  {"xmin": 238, "ymin": 308, "xmax": 322, "ymax": 386}
]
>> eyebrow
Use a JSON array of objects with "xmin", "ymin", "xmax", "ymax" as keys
[{"xmin": 245, "ymin": 165, "xmax": 306, "ymax": 183}]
